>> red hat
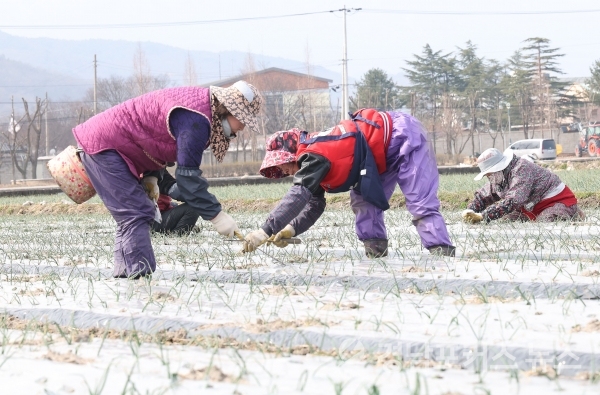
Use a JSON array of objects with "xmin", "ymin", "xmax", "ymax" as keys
[{"xmin": 259, "ymin": 128, "xmax": 302, "ymax": 178}]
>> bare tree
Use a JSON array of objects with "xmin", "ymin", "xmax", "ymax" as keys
[
  {"xmin": 439, "ymin": 93, "xmax": 462, "ymax": 155},
  {"xmin": 236, "ymin": 53, "xmax": 258, "ymax": 162},
  {"xmin": 21, "ymin": 97, "xmax": 46, "ymax": 179},
  {"xmin": 183, "ymin": 52, "xmax": 198, "ymax": 86},
  {"xmin": 4, "ymin": 97, "xmax": 46, "ymax": 180},
  {"xmin": 42, "ymin": 100, "xmax": 81, "ymax": 150},
  {"xmin": 133, "ymin": 43, "xmax": 153, "ymax": 96},
  {"xmin": 83, "ymin": 73, "xmax": 170, "ymax": 114},
  {"xmin": 3, "ymin": 102, "xmax": 26, "ymax": 182},
  {"xmin": 95, "ymin": 75, "xmax": 135, "ymax": 109}
]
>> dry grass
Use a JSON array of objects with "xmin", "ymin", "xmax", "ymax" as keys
[
  {"xmin": 571, "ymin": 319, "xmax": 600, "ymax": 333},
  {"xmin": 43, "ymin": 350, "xmax": 92, "ymax": 365},
  {"xmin": 177, "ymin": 365, "xmax": 240, "ymax": 382}
]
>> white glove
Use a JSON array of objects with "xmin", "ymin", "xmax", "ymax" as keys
[
  {"xmin": 153, "ymin": 202, "xmax": 162, "ymax": 223},
  {"xmin": 142, "ymin": 176, "xmax": 159, "ymax": 202},
  {"xmin": 242, "ymin": 229, "xmax": 270, "ymax": 253},
  {"xmin": 210, "ymin": 211, "xmax": 240, "ymax": 237},
  {"xmin": 268, "ymin": 224, "xmax": 295, "ymax": 248},
  {"xmin": 462, "ymin": 209, "xmax": 483, "ymax": 224}
]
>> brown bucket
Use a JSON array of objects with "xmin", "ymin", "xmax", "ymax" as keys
[{"xmin": 47, "ymin": 146, "xmax": 96, "ymax": 204}]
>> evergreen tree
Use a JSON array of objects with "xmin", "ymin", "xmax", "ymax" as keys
[
  {"xmin": 402, "ymin": 44, "xmax": 459, "ymax": 153},
  {"xmin": 504, "ymin": 50, "xmax": 535, "ymax": 139},
  {"xmin": 402, "ymin": 44, "xmax": 457, "ymax": 121},
  {"xmin": 456, "ymin": 41, "xmax": 487, "ymax": 155},
  {"xmin": 349, "ymin": 68, "xmax": 400, "ymax": 112},
  {"xmin": 481, "ymin": 59, "xmax": 510, "ymax": 148},
  {"xmin": 521, "ymin": 37, "xmax": 566, "ymax": 138},
  {"xmin": 586, "ymin": 59, "xmax": 600, "ymax": 105}
]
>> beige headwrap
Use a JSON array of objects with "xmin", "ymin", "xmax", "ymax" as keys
[{"xmin": 209, "ymin": 81, "xmax": 262, "ymax": 162}]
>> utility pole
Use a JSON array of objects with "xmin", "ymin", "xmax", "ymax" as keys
[
  {"xmin": 93, "ymin": 54, "xmax": 98, "ymax": 115},
  {"xmin": 338, "ymin": 6, "xmax": 361, "ymax": 121},
  {"xmin": 341, "ymin": 6, "xmax": 348, "ymax": 121},
  {"xmin": 10, "ymin": 96, "xmax": 16, "ymax": 184},
  {"xmin": 507, "ymin": 103, "xmax": 512, "ymax": 146},
  {"xmin": 45, "ymin": 92, "xmax": 49, "ymax": 156}
]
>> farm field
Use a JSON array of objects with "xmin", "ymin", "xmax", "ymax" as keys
[{"xmin": 1, "ymin": 170, "xmax": 600, "ymax": 394}]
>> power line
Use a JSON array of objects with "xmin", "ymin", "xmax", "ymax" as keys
[
  {"xmin": 0, "ymin": 84, "xmax": 92, "ymax": 88},
  {"xmin": 0, "ymin": 100, "xmax": 110, "ymax": 104},
  {"xmin": 0, "ymin": 8, "xmax": 598, "ymax": 31},
  {"xmin": 0, "ymin": 10, "xmax": 336, "ymax": 30},
  {"xmin": 363, "ymin": 8, "xmax": 600, "ymax": 15}
]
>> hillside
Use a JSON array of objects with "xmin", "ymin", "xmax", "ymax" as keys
[
  {"xmin": 0, "ymin": 55, "xmax": 89, "ymax": 113},
  {"xmin": 0, "ymin": 31, "xmax": 341, "ymax": 87}
]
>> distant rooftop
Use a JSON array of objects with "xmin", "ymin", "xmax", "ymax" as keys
[
  {"xmin": 202, "ymin": 67, "xmax": 332, "ymax": 88},
  {"xmin": 558, "ymin": 77, "xmax": 588, "ymax": 84}
]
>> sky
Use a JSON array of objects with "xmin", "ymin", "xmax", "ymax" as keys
[{"xmin": 1, "ymin": 0, "xmax": 600, "ymax": 83}]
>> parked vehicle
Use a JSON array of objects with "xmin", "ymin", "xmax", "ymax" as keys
[
  {"xmin": 574, "ymin": 121, "xmax": 600, "ymax": 157},
  {"xmin": 507, "ymin": 139, "xmax": 557, "ymax": 160}
]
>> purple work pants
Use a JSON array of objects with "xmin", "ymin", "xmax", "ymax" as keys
[
  {"xmin": 350, "ymin": 112, "xmax": 452, "ymax": 249},
  {"xmin": 80, "ymin": 150, "xmax": 156, "ymax": 277}
]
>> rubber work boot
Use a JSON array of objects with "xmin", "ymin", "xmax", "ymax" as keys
[
  {"xmin": 363, "ymin": 238, "xmax": 388, "ymax": 258},
  {"xmin": 428, "ymin": 245, "xmax": 456, "ymax": 257},
  {"xmin": 114, "ymin": 272, "xmax": 153, "ymax": 280}
]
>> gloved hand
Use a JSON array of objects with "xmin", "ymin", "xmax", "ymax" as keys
[
  {"xmin": 428, "ymin": 245, "xmax": 456, "ymax": 257},
  {"xmin": 210, "ymin": 211, "xmax": 240, "ymax": 237},
  {"xmin": 242, "ymin": 229, "xmax": 270, "ymax": 253},
  {"xmin": 268, "ymin": 224, "xmax": 295, "ymax": 248},
  {"xmin": 462, "ymin": 209, "xmax": 483, "ymax": 224},
  {"xmin": 363, "ymin": 238, "xmax": 388, "ymax": 258},
  {"xmin": 142, "ymin": 176, "xmax": 160, "ymax": 202}
]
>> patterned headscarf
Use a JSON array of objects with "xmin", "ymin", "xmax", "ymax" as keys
[
  {"xmin": 259, "ymin": 128, "xmax": 302, "ymax": 178},
  {"xmin": 209, "ymin": 81, "xmax": 263, "ymax": 162},
  {"xmin": 488, "ymin": 171, "xmax": 504, "ymax": 186},
  {"xmin": 209, "ymin": 95, "xmax": 229, "ymax": 162}
]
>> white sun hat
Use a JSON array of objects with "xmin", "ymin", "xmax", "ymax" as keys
[{"xmin": 474, "ymin": 148, "xmax": 515, "ymax": 181}]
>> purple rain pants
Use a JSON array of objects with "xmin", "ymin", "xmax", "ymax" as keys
[
  {"xmin": 80, "ymin": 150, "xmax": 156, "ymax": 277},
  {"xmin": 350, "ymin": 111, "xmax": 452, "ymax": 249}
]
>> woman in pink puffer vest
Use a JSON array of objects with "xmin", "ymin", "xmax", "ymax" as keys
[{"xmin": 74, "ymin": 81, "xmax": 262, "ymax": 278}]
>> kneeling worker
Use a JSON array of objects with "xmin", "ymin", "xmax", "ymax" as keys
[
  {"xmin": 144, "ymin": 170, "xmax": 202, "ymax": 235},
  {"xmin": 463, "ymin": 148, "xmax": 583, "ymax": 223}
]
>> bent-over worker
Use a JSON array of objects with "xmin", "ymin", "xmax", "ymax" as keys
[
  {"xmin": 74, "ymin": 81, "xmax": 262, "ymax": 278},
  {"xmin": 243, "ymin": 109, "xmax": 455, "ymax": 258}
]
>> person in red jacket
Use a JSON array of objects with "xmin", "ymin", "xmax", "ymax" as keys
[{"xmin": 242, "ymin": 109, "xmax": 455, "ymax": 257}]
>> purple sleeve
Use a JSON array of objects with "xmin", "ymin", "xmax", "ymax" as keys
[
  {"xmin": 169, "ymin": 109, "xmax": 221, "ymax": 220},
  {"xmin": 261, "ymin": 185, "xmax": 313, "ymax": 236},
  {"xmin": 289, "ymin": 191, "xmax": 326, "ymax": 235},
  {"xmin": 261, "ymin": 152, "xmax": 329, "ymax": 236},
  {"xmin": 169, "ymin": 108, "xmax": 210, "ymax": 168}
]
